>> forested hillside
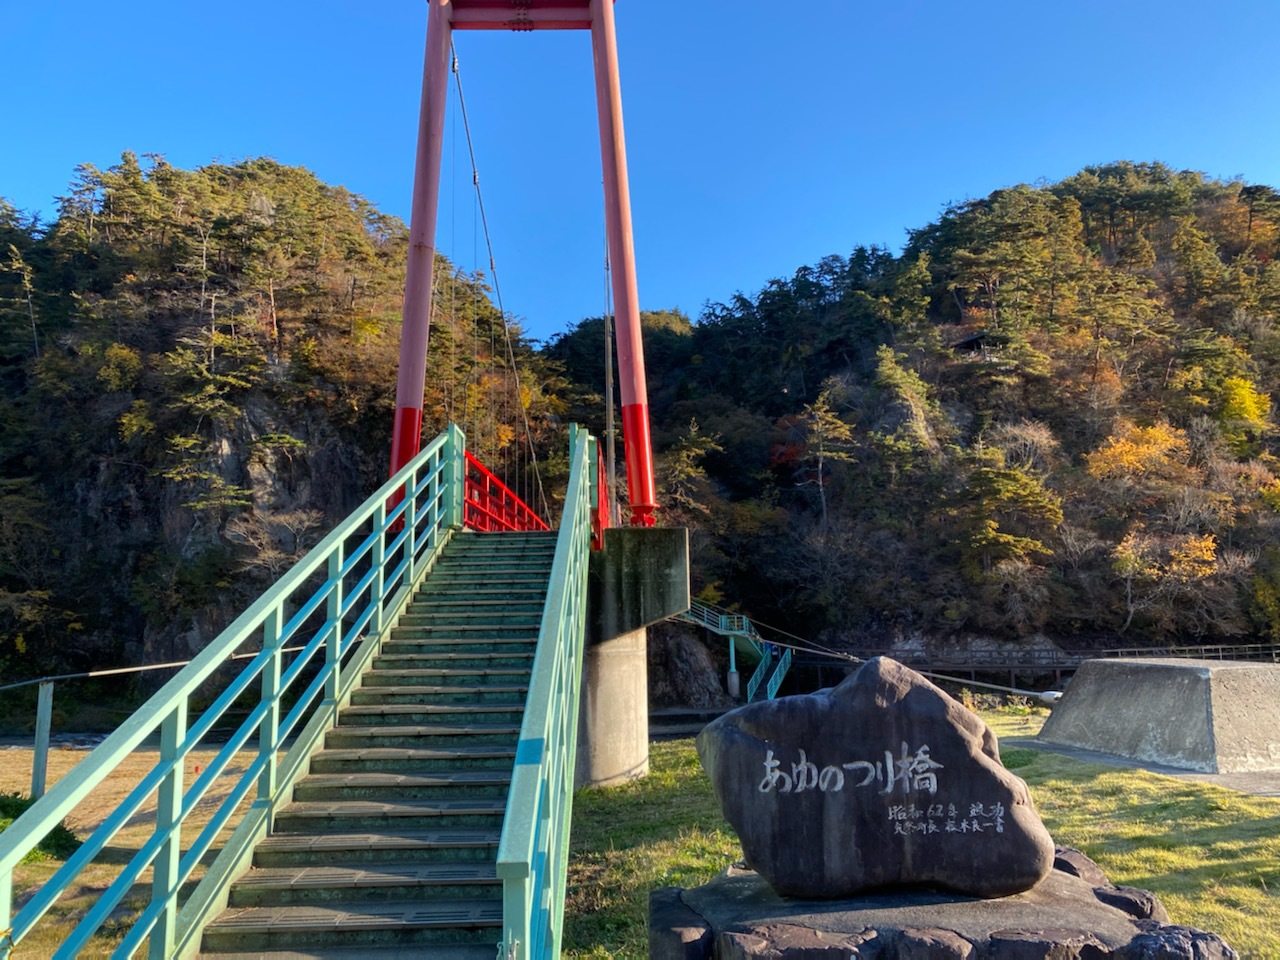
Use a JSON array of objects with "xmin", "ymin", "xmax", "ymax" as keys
[
  {"xmin": 0, "ymin": 153, "xmax": 558, "ymax": 678},
  {"xmin": 3, "ymin": 157, "xmax": 1279, "ymax": 682},
  {"xmin": 549, "ymin": 162, "xmax": 1280, "ymax": 648}
]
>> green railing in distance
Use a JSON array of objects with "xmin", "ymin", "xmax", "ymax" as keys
[
  {"xmin": 496, "ymin": 424, "xmax": 596, "ymax": 960},
  {"xmin": 678, "ymin": 599, "xmax": 791, "ymax": 702},
  {"xmin": 766, "ymin": 647, "xmax": 792, "ymax": 700},
  {"xmin": 745, "ymin": 648, "xmax": 771, "ymax": 702},
  {"xmin": 0, "ymin": 424, "xmax": 468, "ymax": 960}
]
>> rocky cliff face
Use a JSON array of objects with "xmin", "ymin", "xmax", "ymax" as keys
[
  {"xmin": 649, "ymin": 624, "xmax": 736, "ymax": 709},
  {"xmin": 57, "ymin": 390, "xmax": 381, "ymax": 670}
]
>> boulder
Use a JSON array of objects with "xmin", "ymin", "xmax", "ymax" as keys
[
  {"xmin": 695, "ymin": 657, "xmax": 1054, "ymax": 898},
  {"xmin": 651, "ymin": 867, "xmax": 1238, "ymax": 958},
  {"xmin": 651, "ymin": 886, "xmax": 715, "ymax": 960},
  {"xmin": 1051, "ymin": 847, "xmax": 1109, "ymax": 888}
]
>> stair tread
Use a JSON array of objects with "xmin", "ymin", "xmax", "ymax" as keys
[
  {"xmin": 373, "ymin": 655, "xmax": 532, "ymax": 660},
  {"xmin": 417, "ymin": 589, "xmax": 547, "ymax": 597},
  {"xmin": 362, "ymin": 669, "xmax": 531, "ymax": 678},
  {"xmin": 280, "ymin": 798, "xmax": 506, "ymax": 817},
  {"xmin": 385, "ymin": 634, "xmax": 538, "ymax": 642},
  {"xmin": 355, "ymin": 684, "xmax": 528, "ymax": 696},
  {"xmin": 313, "ymin": 746, "xmax": 516, "ymax": 762},
  {"xmin": 301, "ymin": 771, "xmax": 511, "ymax": 789},
  {"xmin": 258, "ymin": 828, "xmax": 501, "ymax": 853},
  {"xmin": 330, "ymin": 723, "xmax": 520, "ymax": 737},
  {"xmin": 375, "ymin": 653, "xmax": 534, "ymax": 661},
  {"xmin": 341, "ymin": 703, "xmax": 523, "ymax": 716},
  {"xmin": 393, "ymin": 624, "xmax": 539, "ymax": 630},
  {"xmin": 235, "ymin": 862, "xmax": 498, "ymax": 891},
  {"xmin": 205, "ymin": 899, "xmax": 502, "ymax": 932},
  {"xmin": 424, "ymin": 575, "xmax": 549, "ymax": 582}
]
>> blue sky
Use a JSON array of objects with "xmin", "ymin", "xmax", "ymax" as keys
[{"xmin": 5, "ymin": 1, "xmax": 1280, "ymax": 343}]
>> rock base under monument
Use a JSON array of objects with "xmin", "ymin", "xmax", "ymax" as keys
[{"xmin": 649, "ymin": 849, "xmax": 1236, "ymax": 959}]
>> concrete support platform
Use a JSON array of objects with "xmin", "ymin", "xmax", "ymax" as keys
[{"xmin": 1038, "ymin": 658, "xmax": 1280, "ymax": 773}]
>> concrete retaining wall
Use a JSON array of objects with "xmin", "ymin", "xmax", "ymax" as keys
[{"xmin": 1038, "ymin": 658, "xmax": 1280, "ymax": 773}]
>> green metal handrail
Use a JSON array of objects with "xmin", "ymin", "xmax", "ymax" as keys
[
  {"xmin": 766, "ymin": 647, "xmax": 792, "ymax": 700},
  {"xmin": 745, "ymin": 649, "xmax": 772, "ymax": 702},
  {"xmin": 0, "ymin": 424, "xmax": 468, "ymax": 960},
  {"xmin": 496, "ymin": 424, "xmax": 596, "ymax": 960}
]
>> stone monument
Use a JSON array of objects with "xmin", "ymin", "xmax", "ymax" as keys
[{"xmin": 649, "ymin": 657, "xmax": 1237, "ymax": 959}]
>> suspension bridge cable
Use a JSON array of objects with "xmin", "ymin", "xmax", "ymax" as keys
[
  {"xmin": 450, "ymin": 46, "xmax": 550, "ymax": 520},
  {"xmin": 602, "ymin": 215, "xmax": 618, "ymax": 525}
]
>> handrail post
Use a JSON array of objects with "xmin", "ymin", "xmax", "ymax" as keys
[
  {"xmin": 149, "ymin": 700, "xmax": 188, "ymax": 960},
  {"xmin": 258, "ymin": 608, "xmax": 283, "ymax": 808},
  {"xmin": 370, "ymin": 504, "xmax": 387, "ymax": 635},
  {"xmin": 586, "ymin": 432, "xmax": 600, "ymax": 528},
  {"xmin": 326, "ymin": 547, "xmax": 344, "ymax": 708},
  {"xmin": 445, "ymin": 423, "xmax": 465, "ymax": 530},
  {"xmin": 31, "ymin": 682, "xmax": 53, "ymax": 800},
  {"xmin": 2, "ymin": 871, "xmax": 12, "ymax": 960},
  {"xmin": 404, "ymin": 462, "xmax": 420, "ymax": 590}
]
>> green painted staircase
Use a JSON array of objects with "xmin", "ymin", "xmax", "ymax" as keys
[{"xmin": 199, "ymin": 530, "xmax": 557, "ymax": 959}]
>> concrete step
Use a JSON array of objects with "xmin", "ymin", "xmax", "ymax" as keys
[
  {"xmin": 396, "ymin": 616, "xmax": 542, "ymax": 632},
  {"xmin": 228, "ymin": 863, "xmax": 500, "ymax": 907},
  {"xmin": 325, "ymin": 723, "xmax": 521, "ymax": 750},
  {"xmin": 419, "ymin": 576, "xmax": 550, "ymax": 591},
  {"xmin": 408, "ymin": 600, "xmax": 546, "ymax": 614},
  {"xmin": 430, "ymin": 561, "xmax": 551, "ymax": 575},
  {"xmin": 293, "ymin": 770, "xmax": 511, "ymax": 803},
  {"xmin": 310, "ymin": 745, "xmax": 516, "ymax": 775},
  {"xmin": 273, "ymin": 798, "xmax": 507, "ymax": 833},
  {"xmin": 381, "ymin": 640, "xmax": 537, "ymax": 655},
  {"xmin": 393, "ymin": 621, "xmax": 541, "ymax": 638},
  {"xmin": 373, "ymin": 652, "xmax": 534, "ymax": 671},
  {"xmin": 201, "ymin": 899, "xmax": 502, "ymax": 951},
  {"xmin": 446, "ymin": 538, "xmax": 554, "ymax": 551},
  {"xmin": 339, "ymin": 704, "xmax": 524, "ymax": 726},
  {"xmin": 253, "ymin": 828, "xmax": 501, "ymax": 868},
  {"xmin": 435, "ymin": 547, "xmax": 550, "ymax": 563},
  {"xmin": 351, "ymin": 685, "xmax": 527, "ymax": 706},
  {"xmin": 360, "ymin": 668, "xmax": 531, "ymax": 688},
  {"xmin": 413, "ymin": 588, "xmax": 547, "ymax": 601}
]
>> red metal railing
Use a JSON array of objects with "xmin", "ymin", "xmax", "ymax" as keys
[{"xmin": 464, "ymin": 451, "xmax": 550, "ymax": 533}]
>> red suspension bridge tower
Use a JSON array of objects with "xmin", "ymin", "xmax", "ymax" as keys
[{"xmin": 389, "ymin": 0, "xmax": 659, "ymax": 527}]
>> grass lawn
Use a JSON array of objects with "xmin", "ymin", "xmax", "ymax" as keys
[{"xmin": 565, "ymin": 707, "xmax": 1280, "ymax": 959}]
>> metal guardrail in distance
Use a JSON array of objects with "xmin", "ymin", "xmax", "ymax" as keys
[
  {"xmin": 845, "ymin": 641, "xmax": 1280, "ymax": 671},
  {"xmin": 766, "ymin": 648, "xmax": 792, "ymax": 700},
  {"xmin": 464, "ymin": 450, "xmax": 550, "ymax": 532},
  {"xmin": 745, "ymin": 649, "xmax": 771, "ymax": 702},
  {"xmin": 0, "ymin": 425, "xmax": 469, "ymax": 960},
  {"xmin": 496, "ymin": 424, "xmax": 596, "ymax": 960}
]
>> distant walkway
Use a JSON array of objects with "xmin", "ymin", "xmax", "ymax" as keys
[{"xmin": 844, "ymin": 641, "xmax": 1280, "ymax": 672}]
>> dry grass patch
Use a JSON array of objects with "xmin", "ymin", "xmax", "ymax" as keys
[{"xmin": 0, "ymin": 742, "xmax": 255, "ymax": 959}]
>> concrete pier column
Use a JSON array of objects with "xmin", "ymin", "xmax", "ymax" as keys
[
  {"xmin": 576, "ymin": 627, "xmax": 649, "ymax": 788},
  {"xmin": 576, "ymin": 527, "xmax": 689, "ymax": 789}
]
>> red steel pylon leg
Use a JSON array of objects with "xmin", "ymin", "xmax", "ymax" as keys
[
  {"xmin": 591, "ymin": 0, "xmax": 657, "ymax": 526},
  {"xmin": 390, "ymin": 0, "xmax": 452, "ymax": 478}
]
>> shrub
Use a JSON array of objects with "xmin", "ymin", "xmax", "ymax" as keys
[{"xmin": 0, "ymin": 792, "xmax": 82, "ymax": 862}]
